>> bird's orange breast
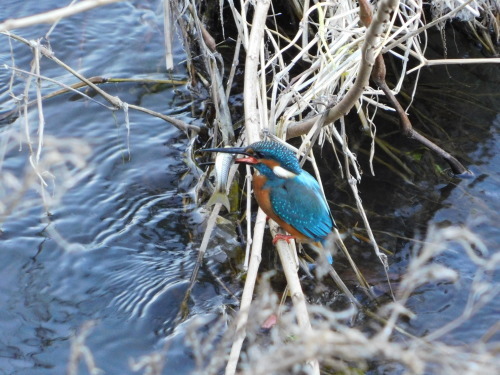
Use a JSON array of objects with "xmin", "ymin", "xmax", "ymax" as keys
[{"xmin": 253, "ymin": 173, "xmax": 309, "ymax": 242}]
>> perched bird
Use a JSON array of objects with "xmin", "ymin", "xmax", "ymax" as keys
[{"xmin": 204, "ymin": 140, "xmax": 335, "ymax": 247}]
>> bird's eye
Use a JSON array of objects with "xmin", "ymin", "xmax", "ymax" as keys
[
  {"xmin": 247, "ymin": 148, "xmax": 262, "ymax": 158},
  {"xmin": 246, "ymin": 148, "xmax": 263, "ymax": 159}
]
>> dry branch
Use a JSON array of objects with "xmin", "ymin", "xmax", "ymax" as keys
[
  {"xmin": 0, "ymin": 0, "xmax": 125, "ymax": 32},
  {"xmin": 286, "ymin": 0, "xmax": 400, "ymax": 139},
  {"xmin": 3, "ymin": 32, "xmax": 199, "ymax": 134},
  {"xmin": 225, "ymin": 210, "xmax": 267, "ymax": 375},
  {"xmin": 371, "ymin": 61, "xmax": 468, "ymax": 174},
  {"xmin": 227, "ymin": 1, "xmax": 322, "ymax": 374},
  {"xmin": 359, "ymin": 0, "xmax": 469, "ymax": 175}
]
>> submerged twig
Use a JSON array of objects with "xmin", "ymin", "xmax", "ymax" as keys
[
  {"xmin": 372, "ymin": 63, "xmax": 468, "ymax": 174},
  {"xmin": 178, "ymin": 203, "xmax": 224, "ymax": 321},
  {"xmin": 67, "ymin": 321, "xmax": 102, "ymax": 375}
]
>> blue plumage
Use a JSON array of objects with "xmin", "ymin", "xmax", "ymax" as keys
[
  {"xmin": 245, "ymin": 141, "xmax": 334, "ymax": 243},
  {"xmin": 269, "ymin": 170, "xmax": 334, "ymax": 243},
  {"xmin": 203, "ymin": 140, "xmax": 335, "ymax": 245},
  {"xmin": 246, "ymin": 141, "xmax": 302, "ymax": 175}
]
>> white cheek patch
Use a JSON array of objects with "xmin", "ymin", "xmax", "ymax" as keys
[{"xmin": 272, "ymin": 166, "xmax": 297, "ymax": 179}]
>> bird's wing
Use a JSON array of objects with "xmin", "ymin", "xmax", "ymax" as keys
[{"xmin": 269, "ymin": 171, "xmax": 333, "ymax": 242}]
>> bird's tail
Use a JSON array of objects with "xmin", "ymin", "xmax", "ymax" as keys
[
  {"xmin": 319, "ymin": 234, "xmax": 338, "ymax": 265},
  {"xmin": 313, "ymin": 238, "xmax": 360, "ymax": 304},
  {"xmin": 308, "ymin": 241, "xmax": 333, "ymax": 272},
  {"xmin": 310, "ymin": 241, "xmax": 334, "ymax": 265}
]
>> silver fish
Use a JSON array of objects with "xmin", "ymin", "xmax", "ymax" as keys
[{"xmin": 207, "ymin": 151, "xmax": 235, "ymax": 211}]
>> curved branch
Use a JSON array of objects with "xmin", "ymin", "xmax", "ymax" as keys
[
  {"xmin": 4, "ymin": 32, "xmax": 198, "ymax": 134},
  {"xmin": 286, "ymin": 0, "xmax": 400, "ymax": 139},
  {"xmin": 373, "ymin": 72, "xmax": 468, "ymax": 174}
]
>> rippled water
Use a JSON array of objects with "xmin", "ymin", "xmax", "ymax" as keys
[
  {"xmin": 0, "ymin": 1, "xmax": 220, "ymax": 373},
  {"xmin": 1, "ymin": 1, "xmax": 499, "ymax": 374}
]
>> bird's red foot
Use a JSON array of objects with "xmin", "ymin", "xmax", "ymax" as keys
[
  {"xmin": 272, "ymin": 233, "xmax": 295, "ymax": 245},
  {"xmin": 261, "ymin": 313, "xmax": 278, "ymax": 330}
]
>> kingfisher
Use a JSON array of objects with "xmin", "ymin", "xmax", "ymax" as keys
[{"xmin": 204, "ymin": 140, "xmax": 335, "ymax": 248}]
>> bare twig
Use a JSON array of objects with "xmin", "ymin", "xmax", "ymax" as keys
[
  {"xmin": 185, "ymin": 2, "xmax": 234, "ymax": 144},
  {"xmin": 224, "ymin": 2, "xmax": 276, "ymax": 373},
  {"xmin": 0, "ymin": 0, "xmax": 125, "ymax": 32},
  {"xmin": 225, "ymin": 210, "xmax": 266, "ymax": 375},
  {"xmin": 285, "ymin": 0, "xmax": 400, "ymax": 139},
  {"xmin": 67, "ymin": 321, "xmax": 102, "ymax": 375},
  {"xmin": 408, "ymin": 57, "xmax": 500, "ymax": 73},
  {"xmin": 3, "ymin": 32, "xmax": 200, "ymax": 134},
  {"xmin": 382, "ymin": 0, "xmax": 477, "ymax": 53},
  {"xmin": 371, "ymin": 53, "xmax": 469, "ymax": 174},
  {"xmin": 226, "ymin": 1, "xmax": 321, "ymax": 374},
  {"xmin": 163, "ymin": 0, "xmax": 174, "ymax": 70},
  {"xmin": 243, "ymin": 1, "xmax": 270, "ymax": 143}
]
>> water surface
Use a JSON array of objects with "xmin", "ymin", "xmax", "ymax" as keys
[{"xmin": 0, "ymin": 2, "xmax": 498, "ymax": 374}]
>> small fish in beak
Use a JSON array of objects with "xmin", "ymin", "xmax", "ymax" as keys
[{"xmin": 206, "ymin": 151, "xmax": 236, "ymax": 211}]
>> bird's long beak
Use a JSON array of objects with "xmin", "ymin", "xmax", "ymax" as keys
[{"xmin": 202, "ymin": 147, "xmax": 258, "ymax": 164}]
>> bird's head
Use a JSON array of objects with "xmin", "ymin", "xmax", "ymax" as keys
[{"xmin": 204, "ymin": 141, "xmax": 302, "ymax": 180}]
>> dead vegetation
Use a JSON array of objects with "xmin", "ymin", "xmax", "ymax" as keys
[
  {"xmin": 179, "ymin": 0, "xmax": 499, "ymax": 374},
  {"xmin": 0, "ymin": 0, "xmax": 499, "ymax": 374}
]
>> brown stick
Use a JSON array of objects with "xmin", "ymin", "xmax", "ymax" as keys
[
  {"xmin": 3, "ymin": 32, "xmax": 199, "ymax": 134},
  {"xmin": 370, "ymin": 58, "xmax": 468, "ymax": 175},
  {"xmin": 285, "ymin": 0, "xmax": 400, "ymax": 139},
  {"xmin": 286, "ymin": 0, "xmax": 469, "ymax": 175},
  {"xmin": 360, "ymin": 0, "xmax": 468, "ymax": 175}
]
